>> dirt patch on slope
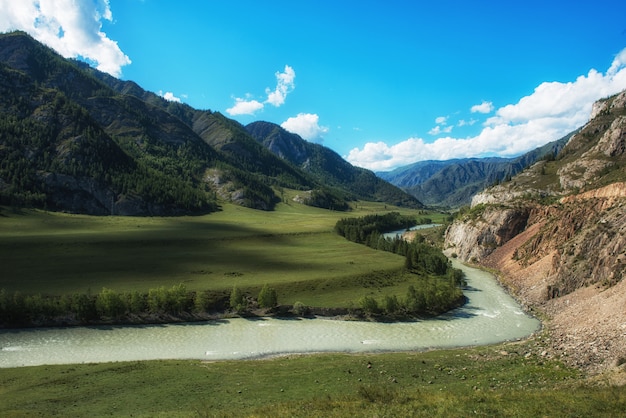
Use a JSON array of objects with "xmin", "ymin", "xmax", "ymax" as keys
[{"xmin": 482, "ymin": 221, "xmax": 626, "ymax": 378}]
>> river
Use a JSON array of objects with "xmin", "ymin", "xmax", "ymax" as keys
[
  {"xmin": 0, "ymin": 259, "xmax": 540, "ymax": 368},
  {"xmin": 381, "ymin": 223, "xmax": 441, "ymax": 239}
]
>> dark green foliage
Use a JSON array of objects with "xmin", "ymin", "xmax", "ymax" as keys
[
  {"xmin": 359, "ymin": 295, "xmax": 380, "ymax": 315},
  {"xmin": 147, "ymin": 284, "xmax": 191, "ymax": 314},
  {"xmin": 336, "ymin": 212, "xmax": 465, "ymax": 317},
  {"xmin": 229, "ymin": 285, "xmax": 246, "ymax": 313},
  {"xmin": 0, "ymin": 284, "xmax": 221, "ymax": 327},
  {"xmin": 95, "ymin": 287, "xmax": 127, "ymax": 319},
  {"xmin": 334, "ymin": 212, "xmax": 416, "ymax": 244},
  {"xmin": 257, "ymin": 283, "xmax": 278, "ymax": 309},
  {"xmin": 302, "ymin": 188, "xmax": 350, "ymax": 211},
  {"xmin": 0, "ymin": 58, "xmax": 216, "ymax": 214}
]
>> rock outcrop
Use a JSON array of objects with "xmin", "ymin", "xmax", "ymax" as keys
[
  {"xmin": 444, "ymin": 90, "xmax": 626, "ymax": 374},
  {"xmin": 444, "ymin": 206, "xmax": 529, "ymax": 262}
]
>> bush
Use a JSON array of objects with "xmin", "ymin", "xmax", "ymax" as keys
[
  {"xmin": 359, "ymin": 296, "xmax": 380, "ymax": 315},
  {"xmin": 257, "ymin": 284, "xmax": 278, "ymax": 309},
  {"xmin": 229, "ymin": 285, "xmax": 247, "ymax": 313},
  {"xmin": 292, "ymin": 301, "xmax": 309, "ymax": 316}
]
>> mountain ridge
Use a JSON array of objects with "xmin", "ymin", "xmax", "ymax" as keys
[
  {"xmin": 444, "ymin": 90, "xmax": 626, "ymax": 374},
  {"xmin": 0, "ymin": 31, "xmax": 420, "ymax": 214},
  {"xmin": 245, "ymin": 121, "xmax": 422, "ymax": 208},
  {"xmin": 378, "ymin": 136, "xmax": 571, "ymax": 208}
]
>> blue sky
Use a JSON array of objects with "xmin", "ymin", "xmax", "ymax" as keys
[{"xmin": 2, "ymin": 0, "xmax": 626, "ymax": 171}]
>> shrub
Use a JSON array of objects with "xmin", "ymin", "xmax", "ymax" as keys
[
  {"xmin": 257, "ymin": 284, "xmax": 278, "ymax": 309},
  {"xmin": 292, "ymin": 301, "xmax": 309, "ymax": 316}
]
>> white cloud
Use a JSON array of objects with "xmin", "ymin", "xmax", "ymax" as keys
[
  {"xmin": 347, "ymin": 48, "xmax": 626, "ymax": 171},
  {"xmin": 281, "ymin": 113, "xmax": 328, "ymax": 142},
  {"xmin": 158, "ymin": 91, "xmax": 182, "ymax": 103},
  {"xmin": 266, "ymin": 65, "xmax": 295, "ymax": 107},
  {"xmin": 0, "ymin": 0, "xmax": 131, "ymax": 77},
  {"xmin": 226, "ymin": 97, "xmax": 264, "ymax": 116},
  {"xmin": 435, "ymin": 116, "xmax": 448, "ymax": 124},
  {"xmin": 226, "ymin": 65, "xmax": 296, "ymax": 116},
  {"xmin": 471, "ymin": 101, "xmax": 494, "ymax": 114},
  {"xmin": 428, "ymin": 125, "xmax": 452, "ymax": 135},
  {"xmin": 457, "ymin": 119, "xmax": 477, "ymax": 127}
]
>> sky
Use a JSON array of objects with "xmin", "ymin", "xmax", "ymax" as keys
[{"xmin": 1, "ymin": 1, "xmax": 626, "ymax": 172}]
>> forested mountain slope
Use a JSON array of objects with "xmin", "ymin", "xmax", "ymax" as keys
[
  {"xmin": 444, "ymin": 90, "xmax": 626, "ymax": 374},
  {"xmin": 0, "ymin": 31, "xmax": 419, "ymax": 214},
  {"xmin": 246, "ymin": 121, "xmax": 422, "ymax": 208}
]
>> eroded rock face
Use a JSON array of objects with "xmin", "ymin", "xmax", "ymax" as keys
[
  {"xmin": 444, "ymin": 90, "xmax": 626, "ymax": 373},
  {"xmin": 444, "ymin": 207, "xmax": 530, "ymax": 262}
]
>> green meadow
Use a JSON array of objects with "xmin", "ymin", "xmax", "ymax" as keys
[
  {"xmin": 0, "ymin": 198, "xmax": 441, "ymax": 308},
  {"xmin": 1, "ymin": 340, "xmax": 624, "ymax": 417},
  {"xmin": 1, "ymin": 199, "xmax": 624, "ymax": 417}
]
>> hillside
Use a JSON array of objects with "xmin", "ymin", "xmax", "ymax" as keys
[
  {"xmin": 246, "ymin": 121, "xmax": 422, "ymax": 208},
  {"xmin": 378, "ymin": 137, "xmax": 569, "ymax": 208},
  {"xmin": 0, "ymin": 31, "xmax": 419, "ymax": 215},
  {"xmin": 444, "ymin": 90, "xmax": 626, "ymax": 375}
]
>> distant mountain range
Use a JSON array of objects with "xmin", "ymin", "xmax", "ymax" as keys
[
  {"xmin": 377, "ymin": 135, "xmax": 572, "ymax": 208},
  {"xmin": 0, "ymin": 31, "xmax": 421, "ymax": 215}
]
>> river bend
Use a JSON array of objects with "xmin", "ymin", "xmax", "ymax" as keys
[{"xmin": 0, "ymin": 260, "xmax": 540, "ymax": 368}]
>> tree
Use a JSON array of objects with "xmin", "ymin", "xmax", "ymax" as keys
[
  {"xmin": 292, "ymin": 301, "xmax": 309, "ymax": 316},
  {"xmin": 229, "ymin": 285, "xmax": 246, "ymax": 313},
  {"xmin": 359, "ymin": 295, "xmax": 380, "ymax": 315},
  {"xmin": 257, "ymin": 283, "xmax": 278, "ymax": 309},
  {"xmin": 95, "ymin": 287, "xmax": 126, "ymax": 319},
  {"xmin": 383, "ymin": 295, "xmax": 400, "ymax": 315}
]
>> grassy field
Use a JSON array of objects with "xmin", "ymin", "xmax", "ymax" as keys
[
  {"xmin": 1, "ymin": 338, "xmax": 624, "ymax": 417},
  {"xmin": 1, "ymin": 202, "xmax": 624, "ymax": 416},
  {"xmin": 0, "ymin": 199, "xmax": 443, "ymax": 308}
]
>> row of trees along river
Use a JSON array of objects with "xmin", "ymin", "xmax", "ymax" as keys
[
  {"xmin": 0, "ymin": 213, "xmax": 465, "ymax": 328},
  {"xmin": 334, "ymin": 212, "xmax": 465, "ymax": 316}
]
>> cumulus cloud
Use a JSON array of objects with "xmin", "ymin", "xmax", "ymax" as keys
[
  {"xmin": 281, "ymin": 113, "xmax": 328, "ymax": 142},
  {"xmin": 347, "ymin": 48, "xmax": 626, "ymax": 171},
  {"xmin": 429, "ymin": 115, "xmax": 452, "ymax": 135},
  {"xmin": 158, "ymin": 91, "xmax": 182, "ymax": 103},
  {"xmin": 471, "ymin": 100, "xmax": 494, "ymax": 114},
  {"xmin": 226, "ymin": 65, "xmax": 296, "ymax": 116},
  {"xmin": 0, "ymin": 0, "xmax": 131, "ymax": 77},
  {"xmin": 428, "ymin": 125, "xmax": 452, "ymax": 136},
  {"xmin": 226, "ymin": 97, "xmax": 264, "ymax": 116},
  {"xmin": 266, "ymin": 65, "xmax": 296, "ymax": 107}
]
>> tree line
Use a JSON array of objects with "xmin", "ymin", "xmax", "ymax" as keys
[
  {"xmin": 335, "ymin": 212, "xmax": 465, "ymax": 317},
  {"xmin": 0, "ymin": 283, "xmax": 284, "ymax": 328}
]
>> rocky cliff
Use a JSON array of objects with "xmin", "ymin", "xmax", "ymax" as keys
[{"xmin": 444, "ymin": 90, "xmax": 626, "ymax": 375}]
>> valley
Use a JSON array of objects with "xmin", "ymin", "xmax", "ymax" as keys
[{"xmin": 1, "ymin": 29, "xmax": 625, "ymax": 417}]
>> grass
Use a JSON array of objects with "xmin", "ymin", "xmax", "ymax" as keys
[
  {"xmin": 0, "ymin": 200, "xmax": 436, "ymax": 307},
  {"xmin": 1, "ymin": 202, "xmax": 624, "ymax": 416},
  {"xmin": 0, "ymin": 340, "xmax": 624, "ymax": 417}
]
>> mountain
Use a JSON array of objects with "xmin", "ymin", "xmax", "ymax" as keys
[
  {"xmin": 245, "ymin": 121, "xmax": 422, "ymax": 208},
  {"xmin": 0, "ymin": 31, "xmax": 419, "ymax": 214},
  {"xmin": 378, "ymin": 137, "xmax": 570, "ymax": 208},
  {"xmin": 444, "ymin": 90, "xmax": 626, "ymax": 374}
]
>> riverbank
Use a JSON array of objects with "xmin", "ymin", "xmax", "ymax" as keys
[
  {"xmin": 0, "ymin": 259, "xmax": 539, "ymax": 369},
  {"xmin": 0, "ymin": 298, "xmax": 470, "ymax": 330},
  {"xmin": 4, "ymin": 340, "xmax": 624, "ymax": 417}
]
